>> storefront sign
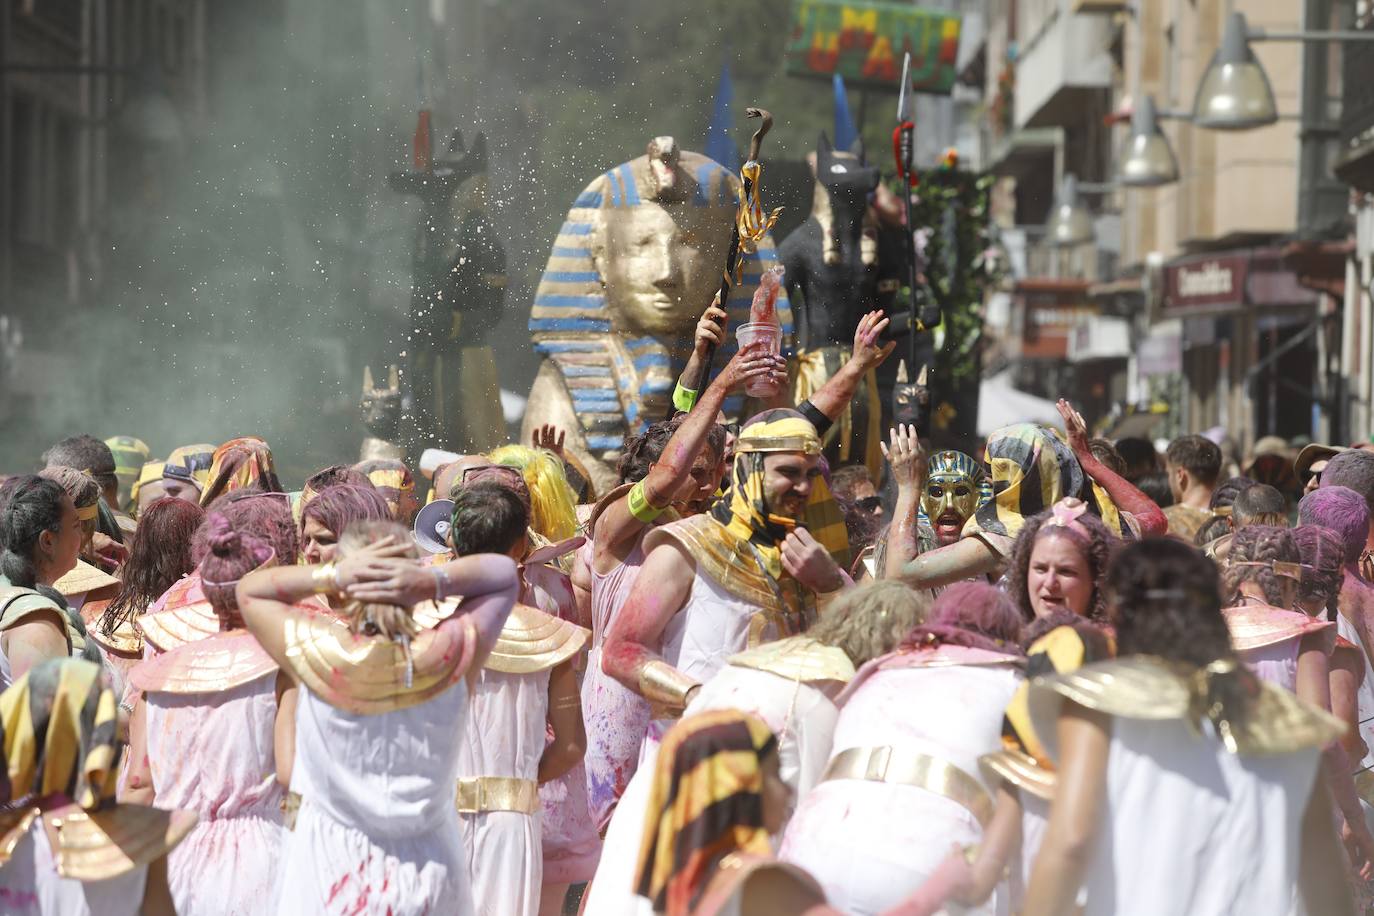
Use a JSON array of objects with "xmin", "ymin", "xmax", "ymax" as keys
[
  {"xmin": 1015, "ymin": 280, "xmax": 1094, "ymax": 359},
  {"xmin": 1163, "ymin": 255, "xmax": 1247, "ymax": 311}
]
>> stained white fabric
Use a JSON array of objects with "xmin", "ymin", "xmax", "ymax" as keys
[
  {"xmin": 458, "ymin": 667, "xmax": 550, "ymax": 916},
  {"xmin": 640, "ymin": 568, "xmax": 772, "ymax": 758},
  {"xmin": 274, "ymin": 679, "xmax": 473, "ymax": 915},
  {"xmin": 1239, "ymin": 636, "xmax": 1302, "ymax": 692},
  {"xmin": 779, "ymin": 656, "xmax": 1021, "ymax": 916},
  {"xmin": 583, "ymin": 663, "xmax": 840, "ymax": 916},
  {"xmin": 0, "ymin": 818, "xmax": 146, "ymax": 916},
  {"xmin": 145, "ymin": 671, "xmax": 284, "ymax": 915},
  {"xmin": 1336, "ymin": 615, "xmax": 1374, "ymax": 774}
]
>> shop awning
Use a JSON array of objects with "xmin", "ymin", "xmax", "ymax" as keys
[{"xmin": 978, "ymin": 371, "xmax": 1062, "ymax": 436}]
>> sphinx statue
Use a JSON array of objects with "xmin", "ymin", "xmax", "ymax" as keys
[
  {"xmin": 522, "ymin": 137, "xmax": 792, "ymax": 494},
  {"xmin": 776, "ymin": 133, "xmax": 904, "ymax": 478}
]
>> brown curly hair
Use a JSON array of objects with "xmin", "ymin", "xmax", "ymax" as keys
[
  {"xmin": 1007, "ymin": 507, "xmax": 1118, "ymax": 621},
  {"xmin": 1221, "ymin": 525, "xmax": 1299, "ymax": 607}
]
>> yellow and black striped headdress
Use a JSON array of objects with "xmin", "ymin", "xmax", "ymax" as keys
[
  {"xmin": 634, "ymin": 709, "xmax": 777, "ymax": 915},
  {"xmin": 0, "ymin": 658, "xmax": 119, "ymax": 810},
  {"xmin": 713, "ymin": 409, "xmax": 849, "ymax": 578}
]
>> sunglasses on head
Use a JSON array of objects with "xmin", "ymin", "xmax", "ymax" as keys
[{"xmin": 461, "ymin": 465, "xmax": 525, "ymax": 485}]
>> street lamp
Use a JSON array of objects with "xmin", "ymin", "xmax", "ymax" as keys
[
  {"xmin": 1193, "ymin": 11, "xmax": 1374, "ymax": 131},
  {"xmin": 1045, "ymin": 174, "xmax": 1094, "ymax": 247},
  {"xmin": 1192, "ymin": 11, "xmax": 1277, "ymax": 130},
  {"xmin": 1117, "ymin": 95, "xmax": 1179, "ymax": 186}
]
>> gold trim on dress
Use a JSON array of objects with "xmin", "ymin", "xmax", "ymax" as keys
[
  {"xmin": 979, "ymin": 749, "xmax": 1056, "ymax": 801},
  {"xmin": 130, "ymin": 631, "xmax": 278, "ymax": 694},
  {"xmin": 455, "ymin": 776, "xmax": 539, "ymax": 815},
  {"xmin": 728, "ymin": 636, "xmax": 855, "ymax": 685},
  {"xmin": 281, "ymin": 791, "xmax": 301, "ymax": 831},
  {"xmin": 657, "ymin": 515, "xmax": 790, "ymax": 617},
  {"xmin": 47, "ymin": 804, "xmax": 198, "ymax": 881},
  {"xmin": 1031, "ymin": 656, "xmax": 1345, "ymax": 756},
  {"xmin": 88, "ymin": 616, "xmax": 143, "ymax": 658},
  {"xmin": 482, "ymin": 604, "xmax": 589, "ymax": 675},
  {"xmin": 821, "ymin": 745, "xmax": 993, "ymax": 828},
  {"xmin": 282, "ymin": 611, "xmax": 478, "ymax": 715}
]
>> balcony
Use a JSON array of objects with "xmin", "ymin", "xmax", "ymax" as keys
[{"xmin": 1013, "ymin": 4, "xmax": 1114, "ymax": 130}]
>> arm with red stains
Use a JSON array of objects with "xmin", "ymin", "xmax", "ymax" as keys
[
  {"xmin": 598, "ymin": 341, "xmax": 782, "ymax": 566},
  {"xmin": 803, "ymin": 311, "xmax": 896, "ymax": 424},
  {"xmin": 119, "ymin": 697, "xmax": 155, "ymax": 805},
  {"xmin": 601, "ymin": 534, "xmax": 700, "ymax": 712},
  {"xmin": 1057, "ymin": 399, "xmax": 1166, "ymax": 537},
  {"xmin": 881, "ymin": 424, "xmax": 927, "ymax": 581},
  {"xmin": 538, "ymin": 659, "xmax": 586, "ymax": 784}
]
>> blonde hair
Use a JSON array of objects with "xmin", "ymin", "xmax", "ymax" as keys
[
  {"xmin": 807, "ymin": 580, "xmax": 932, "ymax": 666},
  {"xmin": 336, "ymin": 520, "xmax": 420, "ymax": 640},
  {"xmin": 487, "ymin": 444, "xmax": 578, "ymax": 542}
]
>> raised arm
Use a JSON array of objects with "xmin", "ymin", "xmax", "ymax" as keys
[
  {"xmin": 675, "ymin": 294, "xmax": 730, "ymax": 411},
  {"xmin": 598, "ymin": 340, "xmax": 782, "ymax": 562},
  {"xmin": 601, "ymin": 535, "xmax": 700, "ymax": 716},
  {"xmin": 881, "ymin": 424, "xmax": 927, "ymax": 581},
  {"xmin": 803, "ymin": 311, "xmax": 896, "ymax": 425},
  {"xmin": 1057, "ymin": 400, "xmax": 1166, "ymax": 537}
]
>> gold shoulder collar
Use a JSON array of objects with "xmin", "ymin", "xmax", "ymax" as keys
[
  {"xmin": 484, "ymin": 604, "xmax": 588, "ymax": 675},
  {"xmin": 283, "ymin": 609, "xmax": 478, "ymax": 714},
  {"xmin": 89, "ymin": 615, "xmax": 143, "ymax": 658},
  {"xmin": 980, "ymin": 749, "xmax": 1056, "ymax": 801},
  {"xmin": 1032, "ymin": 656, "xmax": 1345, "ymax": 756},
  {"xmin": 657, "ymin": 515, "xmax": 779, "ymax": 610},
  {"xmin": 1225, "ymin": 605, "xmax": 1333, "ymax": 651},
  {"xmin": 728, "ymin": 637, "xmax": 855, "ymax": 684},
  {"xmin": 48, "ymin": 804, "xmax": 198, "ymax": 881},
  {"xmin": 136, "ymin": 601, "xmax": 221, "ymax": 652},
  {"xmin": 130, "ymin": 631, "xmax": 277, "ymax": 694}
]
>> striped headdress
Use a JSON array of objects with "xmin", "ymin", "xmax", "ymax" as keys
[
  {"xmin": 963, "ymin": 424, "xmax": 1133, "ymax": 541},
  {"xmin": 0, "ymin": 658, "xmax": 119, "ymax": 810},
  {"xmin": 634, "ymin": 709, "xmax": 777, "ymax": 915},
  {"xmin": 529, "ymin": 147, "xmax": 792, "ymax": 463}
]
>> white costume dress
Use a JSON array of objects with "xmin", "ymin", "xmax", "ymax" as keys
[
  {"xmin": 780, "ymin": 644, "xmax": 1022, "ymax": 916},
  {"xmin": 457, "ymin": 604, "xmax": 588, "ymax": 916},
  {"xmin": 135, "ymin": 632, "xmax": 285, "ymax": 916},
  {"xmin": 0, "ymin": 819, "xmax": 147, "ymax": 916},
  {"xmin": 1029, "ymin": 656, "xmax": 1336, "ymax": 916},
  {"xmin": 584, "ymin": 638, "xmax": 851, "ymax": 916},
  {"xmin": 276, "ymin": 681, "xmax": 473, "ymax": 915}
]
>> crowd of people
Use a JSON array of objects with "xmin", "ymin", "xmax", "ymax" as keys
[{"xmin": 0, "ymin": 303, "xmax": 1372, "ymax": 915}]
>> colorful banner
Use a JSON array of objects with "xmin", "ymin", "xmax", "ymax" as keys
[{"xmin": 785, "ymin": 0, "xmax": 961, "ymax": 93}]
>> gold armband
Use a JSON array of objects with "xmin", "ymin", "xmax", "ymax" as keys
[
  {"xmin": 636, "ymin": 660, "xmax": 700, "ymax": 717},
  {"xmin": 311, "ymin": 561, "xmax": 340, "ymax": 595}
]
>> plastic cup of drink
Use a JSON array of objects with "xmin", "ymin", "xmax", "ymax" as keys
[{"xmin": 735, "ymin": 322, "xmax": 781, "ymax": 398}]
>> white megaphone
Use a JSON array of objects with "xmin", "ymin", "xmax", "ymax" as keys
[{"xmin": 413, "ymin": 499, "xmax": 454, "ymax": 555}]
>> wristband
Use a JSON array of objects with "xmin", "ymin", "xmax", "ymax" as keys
[
  {"xmin": 627, "ymin": 480, "xmax": 665, "ymax": 523},
  {"xmin": 672, "ymin": 381, "xmax": 699, "ymax": 413}
]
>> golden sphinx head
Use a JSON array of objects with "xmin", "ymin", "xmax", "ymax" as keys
[{"xmin": 531, "ymin": 138, "xmax": 745, "ymax": 341}]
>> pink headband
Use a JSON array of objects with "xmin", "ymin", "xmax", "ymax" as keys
[{"xmin": 1041, "ymin": 497, "xmax": 1091, "ymax": 539}]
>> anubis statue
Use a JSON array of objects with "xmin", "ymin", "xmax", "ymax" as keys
[
  {"xmin": 364, "ymin": 128, "xmax": 508, "ymax": 462},
  {"xmin": 776, "ymin": 132, "xmax": 904, "ymax": 477}
]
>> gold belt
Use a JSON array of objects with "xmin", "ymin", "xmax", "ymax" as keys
[
  {"xmin": 822, "ymin": 746, "xmax": 992, "ymax": 828},
  {"xmin": 455, "ymin": 776, "xmax": 539, "ymax": 815}
]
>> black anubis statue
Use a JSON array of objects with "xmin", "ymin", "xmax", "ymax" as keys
[
  {"xmin": 777, "ymin": 132, "xmax": 905, "ymax": 475},
  {"xmin": 373, "ymin": 129, "xmax": 508, "ymax": 461}
]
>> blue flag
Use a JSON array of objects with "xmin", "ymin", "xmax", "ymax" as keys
[
  {"xmin": 704, "ymin": 62, "xmax": 739, "ymax": 169},
  {"xmin": 833, "ymin": 74, "xmax": 859, "ymax": 152}
]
